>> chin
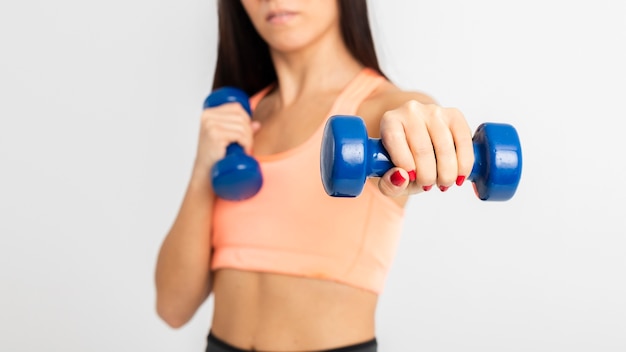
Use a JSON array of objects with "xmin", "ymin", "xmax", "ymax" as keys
[{"xmin": 266, "ymin": 34, "xmax": 316, "ymax": 53}]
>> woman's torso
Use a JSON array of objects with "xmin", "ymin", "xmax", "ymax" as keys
[
  {"xmin": 211, "ymin": 269, "xmax": 377, "ymax": 350},
  {"xmin": 210, "ymin": 69, "xmax": 406, "ymax": 351}
]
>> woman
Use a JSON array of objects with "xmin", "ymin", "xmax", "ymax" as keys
[{"xmin": 155, "ymin": 0, "xmax": 474, "ymax": 351}]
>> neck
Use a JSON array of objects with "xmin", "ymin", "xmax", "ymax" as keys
[{"xmin": 269, "ymin": 31, "xmax": 364, "ymax": 107}]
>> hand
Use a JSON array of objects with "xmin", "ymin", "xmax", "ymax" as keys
[
  {"xmin": 377, "ymin": 100, "xmax": 475, "ymax": 197},
  {"xmin": 193, "ymin": 103, "xmax": 261, "ymax": 176}
]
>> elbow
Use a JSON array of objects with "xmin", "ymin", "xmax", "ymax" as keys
[
  {"xmin": 154, "ymin": 279, "xmax": 211, "ymax": 329},
  {"xmin": 160, "ymin": 314, "xmax": 188, "ymax": 329},
  {"xmin": 156, "ymin": 299, "xmax": 191, "ymax": 329}
]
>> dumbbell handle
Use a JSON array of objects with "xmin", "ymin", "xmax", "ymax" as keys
[
  {"xmin": 361, "ymin": 139, "xmax": 483, "ymax": 180},
  {"xmin": 360, "ymin": 123, "xmax": 521, "ymax": 201}
]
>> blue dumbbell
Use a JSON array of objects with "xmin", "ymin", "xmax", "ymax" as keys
[
  {"xmin": 203, "ymin": 87, "xmax": 263, "ymax": 201},
  {"xmin": 320, "ymin": 115, "xmax": 522, "ymax": 201}
]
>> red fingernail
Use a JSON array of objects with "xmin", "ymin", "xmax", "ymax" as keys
[
  {"xmin": 439, "ymin": 185, "xmax": 449, "ymax": 192},
  {"xmin": 456, "ymin": 175, "xmax": 466, "ymax": 186},
  {"xmin": 390, "ymin": 170, "xmax": 406, "ymax": 186},
  {"xmin": 408, "ymin": 170, "xmax": 417, "ymax": 182},
  {"xmin": 422, "ymin": 185, "xmax": 433, "ymax": 192}
]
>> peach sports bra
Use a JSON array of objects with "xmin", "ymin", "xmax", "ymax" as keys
[{"xmin": 211, "ymin": 68, "xmax": 405, "ymax": 294}]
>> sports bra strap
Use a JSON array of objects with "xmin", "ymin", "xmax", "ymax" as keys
[
  {"xmin": 328, "ymin": 68, "xmax": 386, "ymax": 116},
  {"xmin": 249, "ymin": 85, "xmax": 273, "ymax": 111}
]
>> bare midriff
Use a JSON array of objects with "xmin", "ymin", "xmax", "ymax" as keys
[{"xmin": 210, "ymin": 269, "xmax": 378, "ymax": 351}]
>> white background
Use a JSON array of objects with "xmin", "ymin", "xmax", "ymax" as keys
[{"xmin": 1, "ymin": 0, "xmax": 624, "ymax": 351}]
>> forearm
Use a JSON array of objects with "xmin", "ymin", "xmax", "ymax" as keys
[{"xmin": 155, "ymin": 170, "xmax": 215, "ymax": 327}]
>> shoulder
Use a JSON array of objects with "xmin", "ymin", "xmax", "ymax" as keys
[{"xmin": 357, "ymin": 79, "xmax": 438, "ymax": 138}]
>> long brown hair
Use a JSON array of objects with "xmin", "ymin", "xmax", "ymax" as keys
[{"xmin": 212, "ymin": 0, "xmax": 386, "ymax": 96}]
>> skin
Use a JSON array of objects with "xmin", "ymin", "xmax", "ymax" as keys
[{"xmin": 155, "ymin": 0, "xmax": 475, "ymax": 350}]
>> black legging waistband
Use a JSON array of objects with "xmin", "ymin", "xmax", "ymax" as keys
[{"xmin": 206, "ymin": 331, "xmax": 377, "ymax": 352}]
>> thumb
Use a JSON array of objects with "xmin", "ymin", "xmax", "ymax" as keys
[{"xmin": 378, "ymin": 167, "xmax": 409, "ymax": 197}]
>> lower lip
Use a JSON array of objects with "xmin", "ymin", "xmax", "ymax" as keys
[{"xmin": 267, "ymin": 13, "xmax": 297, "ymax": 24}]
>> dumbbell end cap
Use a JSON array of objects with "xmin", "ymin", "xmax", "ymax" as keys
[
  {"xmin": 470, "ymin": 123, "xmax": 522, "ymax": 201},
  {"xmin": 320, "ymin": 116, "xmax": 369, "ymax": 197},
  {"xmin": 204, "ymin": 86, "xmax": 252, "ymax": 116},
  {"xmin": 211, "ymin": 155, "xmax": 263, "ymax": 201}
]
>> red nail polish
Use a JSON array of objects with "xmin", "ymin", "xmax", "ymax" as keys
[
  {"xmin": 408, "ymin": 170, "xmax": 417, "ymax": 182},
  {"xmin": 422, "ymin": 185, "xmax": 433, "ymax": 192},
  {"xmin": 456, "ymin": 176, "xmax": 466, "ymax": 186},
  {"xmin": 390, "ymin": 170, "xmax": 406, "ymax": 186},
  {"xmin": 439, "ymin": 185, "xmax": 449, "ymax": 192}
]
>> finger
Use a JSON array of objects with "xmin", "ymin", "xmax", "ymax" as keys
[
  {"xmin": 424, "ymin": 106, "xmax": 458, "ymax": 191},
  {"xmin": 402, "ymin": 102, "xmax": 437, "ymax": 188},
  {"xmin": 205, "ymin": 103, "xmax": 252, "ymax": 125},
  {"xmin": 445, "ymin": 108, "xmax": 474, "ymax": 186},
  {"xmin": 405, "ymin": 180, "xmax": 427, "ymax": 195},
  {"xmin": 378, "ymin": 167, "xmax": 410, "ymax": 197},
  {"xmin": 201, "ymin": 103, "xmax": 252, "ymax": 144},
  {"xmin": 202, "ymin": 118, "xmax": 255, "ymax": 154},
  {"xmin": 380, "ymin": 111, "xmax": 416, "ymax": 177}
]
